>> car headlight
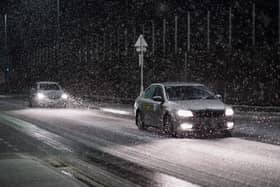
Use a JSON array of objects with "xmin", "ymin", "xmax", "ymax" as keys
[
  {"xmin": 225, "ymin": 108, "xmax": 234, "ymax": 116},
  {"xmin": 37, "ymin": 93, "xmax": 45, "ymax": 100},
  {"xmin": 61, "ymin": 93, "xmax": 68, "ymax": 99},
  {"xmin": 180, "ymin": 123, "xmax": 193, "ymax": 130},
  {"xmin": 226, "ymin": 122, "xmax": 234, "ymax": 129},
  {"xmin": 177, "ymin": 110, "xmax": 193, "ymax": 118}
]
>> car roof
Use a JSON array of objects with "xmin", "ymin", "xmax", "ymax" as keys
[
  {"xmin": 151, "ymin": 82, "xmax": 205, "ymax": 87},
  {"xmin": 36, "ymin": 81, "xmax": 59, "ymax": 85}
]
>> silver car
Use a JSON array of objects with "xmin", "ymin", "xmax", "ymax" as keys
[
  {"xmin": 134, "ymin": 82, "xmax": 234, "ymax": 137},
  {"xmin": 29, "ymin": 81, "xmax": 69, "ymax": 108}
]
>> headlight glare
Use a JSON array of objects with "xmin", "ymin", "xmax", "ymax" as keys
[
  {"xmin": 226, "ymin": 122, "xmax": 234, "ymax": 129},
  {"xmin": 180, "ymin": 123, "xmax": 193, "ymax": 130},
  {"xmin": 61, "ymin": 93, "xmax": 68, "ymax": 99},
  {"xmin": 177, "ymin": 110, "xmax": 193, "ymax": 118},
  {"xmin": 37, "ymin": 93, "xmax": 45, "ymax": 100},
  {"xmin": 225, "ymin": 108, "xmax": 234, "ymax": 116}
]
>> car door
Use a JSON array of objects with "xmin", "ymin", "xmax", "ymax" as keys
[
  {"xmin": 150, "ymin": 86, "xmax": 165, "ymax": 127},
  {"xmin": 140, "ymin": 85, "xmax": 156, "ymax": 126}
]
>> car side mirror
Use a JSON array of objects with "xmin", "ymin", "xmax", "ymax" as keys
[
  {"xmin": 152, "ymin": 96, "xmax": 163, "ymax": 102},
  {"xmin": 216, "ymin": 94, "xmax": 222, "ymax": 100}
]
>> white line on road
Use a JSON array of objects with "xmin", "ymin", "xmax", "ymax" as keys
[{"xmin": 0, "ymin": 113, "xmax": 73, "ymax": 153}]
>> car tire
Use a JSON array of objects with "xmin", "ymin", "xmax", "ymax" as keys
[
  {"xmin": 224, "ymin": 130, "xmax": 232, "ymax": 137},
  {"xmin": 28, "ymin": 99, "xmax": 33, "ymax": 108},
  {"xmin": 136, "ymin": 111, "xmax": 146, "ymax": 130},
  {"xmin": 163, "ymin": 114, "xmax": 176, "ymax": 137}
]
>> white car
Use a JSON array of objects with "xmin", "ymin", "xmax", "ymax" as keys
[
  {"xmin": 29, "ymin": 81, "xmax": 69, "ymax": 108},
  {"xmin": 134, "ymin": 82, "xmax": 234, "ymax": 137}
]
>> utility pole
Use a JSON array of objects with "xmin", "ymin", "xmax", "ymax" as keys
[
  {"xmin": 151, "ymin": 20, "xmax": 155, "ymax": 55},
  {"xmin": 252, "ymin": 3, "xmax": 255, "ymax": 46},
  {"xmin": 4, "ymin": 14, "xmax": 9, "ymax": 91},
  {"xmin": 55, "ymin": 0, "xmax": 60, "ymax": 70},
  {"xmin": 174, "ymin": 15, "xmax": 178, "ymax": 54},
  {"xmin": 187, "ymin": 11, "xmax": 190, "ymax": 52},
  {"xmin": 229, "ymin": 7, "xmax": 232, "ymax": 49},
  {"xmin": 163, "ymin": 19, "xmax": 166, "ymax": 54},
  {"xmin": 4, "ymin": 14, "xmax": 7, "ymax": 51},
  {"xmin": 207, "ymin": 11, "xmax": 210, "ymax": 51},
  {"xmin": 57, "ymin": 0, "xmax": 60, "ymax": 36},
  {"xmin": 279, "ymin": 0, "xmax": 280, "ymax": 45}
]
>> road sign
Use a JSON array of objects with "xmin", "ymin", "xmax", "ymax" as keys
[
  {"xmin": 135, "ymin": 35, "xmax": 148, "ymax": 95},
  {"xmin": 135, "ymin": 35, "xmax": 148, "ymax": 53}
]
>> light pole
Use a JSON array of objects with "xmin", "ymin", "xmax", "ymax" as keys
[
  {"xmin": 57, "ymin": 0, "xmax": 60, "ymax": 37},
  {"xmin": 4, "ymin": 14, "xmax": 7, "ymax": 51},
  {"xmin": 4, "ymin": 14, "xmax": 9, "ymax": 91}
]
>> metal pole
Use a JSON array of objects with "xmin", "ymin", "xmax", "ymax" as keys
[
  {"xmin": 252, "ymin": 3, "xmax": 255, "ymax": 46},
  {"xmin": 187, "ymin": 12, "xmax": 190, "ymax": 51},
  {"xmin": 229, "ymin": 7, "xmax": 232, "ymax": 48},
  {"xmin": 103, "ymin": 31, "xmax": 106, "ymax": 59},
  {"xmin": 184, "ymin": 52, "xmax": 188, "ymax": 80},
  {"xmin": 124, "ymin": 28, "xmax": 128, "ymax": 55},
  {"xmin": 279, "ymin": 0, "xmax": 280, "ymax": 45},
  {"xmin": 175, "ymin": 15, "xmax": 178, "ymax": 54},
  {"xmin": 152, "ymin": 20, "xmax": 155, "ymax": 55},
  {"xmin": 207, "ymin": 11, "xmax": 210, "ymax": 50},
  {"xmin": 57, "ymin": 0, "xmax": 60, "ymax": 34},
  {"xmin": 4, "ymin": 14, "xmax": 9, "ymax": 91},
  {"xmin": 4, "ymin": 14, "xmax": 7, "ymax": 50},
  {"xmin": 140, "ymin": 51, "xmax": 144, "ymax": 95},
  {"xmin": 163, "ymin": 19, "xmax": 166, "ymax": 54}
]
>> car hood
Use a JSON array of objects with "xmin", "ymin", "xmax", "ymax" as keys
[{"xmin": 169, "ymin": 99, "xmax": 226, "ymax": 111}]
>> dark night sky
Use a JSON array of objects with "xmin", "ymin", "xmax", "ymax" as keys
[{"xmin": 0, "ymin": 0, "xmax": 278, "ymax": 52}]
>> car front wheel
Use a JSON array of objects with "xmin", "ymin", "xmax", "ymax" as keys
[
  {"xmin": 163, "ymin": 114, "xmax": 176, "ymax": 137},
  {"xmin": 136, "ymin": 111, "xmax": 146, "ymax": 130}
]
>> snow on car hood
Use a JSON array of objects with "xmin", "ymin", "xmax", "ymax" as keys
[{"xmin": 170, "ymin": 99, "xmax": 226, "ymax": 111}]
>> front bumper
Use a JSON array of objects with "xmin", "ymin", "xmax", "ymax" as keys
[
  {"xmin": 33, "ymin": 98, "xmax": 67, "ymax": 107},
  {"xmin": 174, "ymin": 116, "xmax": 234, "ymax": 133}
]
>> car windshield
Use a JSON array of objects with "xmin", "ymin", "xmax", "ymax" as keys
[
  {"xmin": 39, "ymin": 84, "xmax": 60, "ymax": 90},
  {"xmin": 165, "ymin": 86, "xmax": 215, "ymax": 101}
]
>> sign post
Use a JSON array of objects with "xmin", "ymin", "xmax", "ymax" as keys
[{"xmin": 135, "ymin": 35, "xmax": 148, "ymax": 95}]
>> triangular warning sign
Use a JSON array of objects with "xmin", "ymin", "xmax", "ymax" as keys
[{"xmin": 134, "ymin": 35, "xmax": 148, "ymax": 48}]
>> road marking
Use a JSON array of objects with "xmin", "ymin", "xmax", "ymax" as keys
[
  {"xmin": 0, "ymin": 113, "xmax": 72, "ymax": 153},
  {"xmin": 100, "ymin": 108, "xmax": 131, "ymax": 115}
]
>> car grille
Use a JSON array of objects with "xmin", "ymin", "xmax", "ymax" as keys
[
  {"xmin": 194, "ymin": 110, "xmax": 225, "ymax": 118},
  {"xmin": 48, "ymin": 95, "xmax": 60, "ymax": 100}
]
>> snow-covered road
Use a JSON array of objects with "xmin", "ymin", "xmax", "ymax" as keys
[{"xmin": 0, "ymin": 98, "xmax": 280, "ymax": 187}]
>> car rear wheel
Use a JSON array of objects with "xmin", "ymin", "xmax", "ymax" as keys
[
  {"xmin": 163, "ymin": 114, "xmax": 176, "ymax": 137},
  {"xmin": 136, "ymin": 111, "xmax": 146, "ymax": 130}
]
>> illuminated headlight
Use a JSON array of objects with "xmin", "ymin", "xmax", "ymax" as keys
[
  {"xmin": 177, "ymin": 110, "xmax": 193, "ymax": 118},
  {"xmin": 180, "ymin": 123, "xmax": 193, "ymax": 130},
  {"xmin": 61, "ymin": 93, "xmax": 68, "ymax": 99},
  {"xmin": 37, "ymin": 93, "xmax": 45, "ymax": 100},
  {"xmin": 226, "ymin": 122, "xmax": 234, "ymax": 129},
  {"xmin": 225, "ymin": 108, "xmax": 234, "ymax": 116}
]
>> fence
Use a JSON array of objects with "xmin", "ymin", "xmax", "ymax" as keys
[{"xmin": 8, "ymin": 4, "xmax": 280, "ymax": 106}]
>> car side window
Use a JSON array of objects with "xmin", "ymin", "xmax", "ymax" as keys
[
  {"xmin": 153, "ymin": 86, "xmax": 164, "ymax": 98},
  {"xmin": 144, "ymin": 86, "xmax": 156, "ymax": 99}
]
